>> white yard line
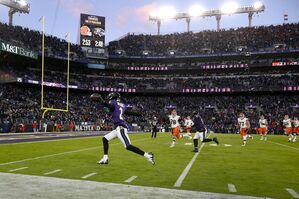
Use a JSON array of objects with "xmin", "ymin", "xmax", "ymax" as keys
[
  {"xmin": 174, "ymin": 134, "xmax": 211, "ymax": 187},
  {"xmin": 81, "ymin": 172, "xmax": 97, "ymax": 179},
  {"xmin": 44, "ymin": 169, "xmax": 62, "ymax": 175},
  {"xmin": 0, "ymin": 172, "xmax": 267, "ymax": 199},
  {"xmin": 124, "ymin": 176, "xmax": 138, "ymax": 183},
  {"xmin": 268, "ymin": 141, "xmax": 299, "ymax": 151},
  {"xmin": 286, "ymin": 188, "xmax": 299, "ymax": 198},
  {"xmin": 228, "ymin": 184, "xmax": 237, "ymax": 193},
  {"xmin": 9, "ymin": 167, "xmax": 28, "ymax": 172},
  {"xmin": 0, "ymin": 138, "xmax": 149, "ymax": 166}
]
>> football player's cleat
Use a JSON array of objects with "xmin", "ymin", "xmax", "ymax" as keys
[
  {"xmin": 170, "ymin": 142, "xmax": 176, "ymax": 148},
  {"xmin": 192, "ymin": 148, "xmax": 199, "ymax": 153},
  {"xmin": 213, "ymin": 137, "xmax": 219, "ymax": 145},
  {"xmin": 97, "ymin": 158, "xmax": 108, "ymax": 165},
  {"xmin": 146, "ymin": 152, "xmax": 155, "ymax": 165}
]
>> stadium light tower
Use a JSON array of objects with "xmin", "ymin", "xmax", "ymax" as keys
[
  {"xmin": 149, "ymin": 2, "xmax": 265, "ymax": 34},
  {"xmin": 0, "ymin": 0, "xmax": 30, "ymax": 26}
]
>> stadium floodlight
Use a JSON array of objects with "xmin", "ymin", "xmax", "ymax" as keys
[
  {"xmin": 0, "ymin": 0, "xmax": 30, "ymax": 25},
  {"xmin": 18, "ymin": 0, "xmax": 27, "ymax": 7},
  {"xmin": 188, "ymin": 5, "xmax": 205, "ymax": 17},
  {"xmin": 221, "ymin": 2, "xmax": 238, "ymax": 14},
  {"xmin": 149, "ymin": 11, "xmax": 157, "ymax": 18},
  {"xmin": 253, "ymin": 1, "xmax": 263, "ymax": 9},
  {"xmin": 157, "ymin": 6, "xmax": 176, "ymax": 20}
]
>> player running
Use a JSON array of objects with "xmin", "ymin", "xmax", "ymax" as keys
[
  {"xmin": 258, "ymin": 115, "xmax": 268, "ymax": 141},
  {"xmin": 192, "ymin": 113, "xmax": 219, "ymax": 152},
  {"xmin": 90, "ymin": 92, "xmax": 155, "ymax": 165},
  {"xmin": 184, "ymin": 116, "xmax": 194, "ymax": 139},
  {"xmin": 293, "ymin": 117, "xmax": 299, "ymax": 142},
  {"xmin": 168, "ymin": 109, "xmax": 183, "ymax": 148},
  {"xmin": 283, "ymin": 115, "xmax": 295, "ymax": 142},
  {"xmin": 237, "ymin": 113, "xmax": 251, "ymax": 146}
]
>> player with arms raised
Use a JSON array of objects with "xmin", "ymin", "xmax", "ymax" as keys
[
  {"xmin": 258, "ymin": 115, "xmax": 268, "ymax": 141},
  {"xmin": 237, "ymin": 113, "xmax": 251, "ymax": 146},
  {"xmin": 91, "ymin": 92, "xmax": 155, "ymax": 165}
]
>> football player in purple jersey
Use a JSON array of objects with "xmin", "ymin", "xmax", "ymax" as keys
[{"xmin": 91, "ymin": 92, "xmax": 155, "ymax": 165}]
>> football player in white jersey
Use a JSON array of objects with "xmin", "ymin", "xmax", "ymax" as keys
[
  {"xmin": 258, "ymin": 115, "xmax": 268, "ymax": 141},
  {"xmin": 168, "ymin": 109, "xmax": 183, "ymax": 148},
  {"xmin": 184, "ymin": 116, "xmax": 194, "ymax": 140},
  {"xmin": 293, "ymin": 117, "xmax": 299, "ymax": 142},
  {"xmin": 237, "ymin": 113, "xmax": 251, "ymax": 146},
  {"xmin": 283, "ymin": 115, "xmax": 294, "ymax": 142}
]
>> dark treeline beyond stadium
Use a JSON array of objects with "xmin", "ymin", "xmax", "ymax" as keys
[{"xmin": 0, "ymin": 21, "xmax": 299, "ymax": 133}]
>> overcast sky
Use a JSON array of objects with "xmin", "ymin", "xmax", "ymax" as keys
[{"xmin": 0, "ymin": 0, "xmax": 298, "ymax": 44}]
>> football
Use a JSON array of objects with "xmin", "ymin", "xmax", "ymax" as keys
[{"xmin": 90, "ymin": 93, "xmax": 101, "ymax": 101}]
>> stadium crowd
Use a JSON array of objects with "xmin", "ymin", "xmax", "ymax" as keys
[
  {"xmin": 0, "ymin": 84, "xmax": 298, "ymax": 134},
  {"xmin": 1, "ymin": 21, "xmax": 299, "ymax": 58},
  {"xmin": 2, "ymin": 65, "xmax": 299, "ymax": 93},
  {"xmin": 0, "ymin": 22, "xmax": 84, "ymax": 60},
  {"xmin": 109, "ymin": 23, "xmax": 299, "ymax": 56}
]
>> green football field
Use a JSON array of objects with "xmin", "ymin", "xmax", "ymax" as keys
[{"xmin": 0, "ymin": 133, "xmax": 298, "ymax": 199}]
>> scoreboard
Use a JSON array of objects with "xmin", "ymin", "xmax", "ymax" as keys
[{"xmin": 80, "ymin": 14, "xmax": 105, "ymax": 49}]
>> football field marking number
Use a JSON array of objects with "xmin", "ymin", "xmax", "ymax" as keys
[
  {"xmin": 286, "ymin": 188, "xmax": 299, "ymax": 198},
  {"xmin": 0, "ymin": 138, "xmax": 149, "ymax": 166},
  {"xmin": 174, "ymin": 134, "xmax": 210, "ymax": 187},
  {"xmin": 9, "ymin": 167, "xmax": 28, "ymax": 172},
  {"xmin": 44, "ymin": 169, "xmax": 62, "ymax": 175},
  {"xmin": 124, "ymin": 176, "xmax": 138, "ymax": 183},
  {"xmin": 228, "ymin": 184, "xmax": 237, "ymax": 192},
  {"xmin": 81, "ymin": 172, "xmax": 97, "ymax": 179}
]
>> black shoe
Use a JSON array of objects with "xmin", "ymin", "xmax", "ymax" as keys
[
  {"xmin": 192, "ymin": 148, "xmax": 199, "ymax": 153},
  {"xmin": 213, "ymin": 137, "xmax": 219, "ymax": 145}
]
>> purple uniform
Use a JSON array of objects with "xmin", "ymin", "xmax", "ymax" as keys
[
  {"xmin": 109, "ymin": 100, "xmax": 128, "ymax": 129},
  {"xmin": 194, "ymin": 115, "xmax": 206, "ymax": 132}
]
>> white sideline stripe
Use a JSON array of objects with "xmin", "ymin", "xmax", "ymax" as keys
[
  {"xmin": 268, "ymin": 141, "xmax": 299, "ymax": 151},
  {"xmin": 124, "ymin": 176, "xmax": 138, "ymax": 183},
  {"xmin": 228, "ymin": 184, "xmax": 237, "ymax": 193},
  {"xmin": 9, "ymin": 167, "xmax": 28, "ymax": 172},
  {"xmin": 0, "ymin": 138, "xmax": 149, "ymax": 166},
  {"xmin": 286, "ymin": 188, "xmax": 299, "ymax": 198},
  {"xmin": 44, "ymin": 169, "xmax": 62, "ymax": 175},
  {"xmin": 81, "ymin": 172, "xmax": 97, "ymax": 179},
  {"xmin": 0, "ymin": 172, "xmax": 269, "ymax": 199},
  {"xmin": 174, "ymin": 134, "xmax": 211, "ymax": 187}
]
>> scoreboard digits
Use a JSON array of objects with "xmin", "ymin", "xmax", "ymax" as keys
[{"xmin": 80, "ymin": 14, "xmax": 105, "ymax": 49}]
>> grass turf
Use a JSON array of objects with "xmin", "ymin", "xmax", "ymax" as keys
[{"xmin": 0, "ymin": 133, "xmax": 298, "ymax": 199}]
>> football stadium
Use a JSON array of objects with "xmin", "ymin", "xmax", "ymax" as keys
[{"xmin": 0, "ymin": 0, "xmax": 298, "ymax": 198}]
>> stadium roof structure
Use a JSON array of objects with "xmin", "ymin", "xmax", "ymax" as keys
[{"xmin": 149, "ymin": 2, "xmax": 265, "ymax": 34}]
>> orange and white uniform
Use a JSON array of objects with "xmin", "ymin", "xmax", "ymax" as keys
[
  {"xmin": 238, "ymin": 117, "xmax": 249, "ymax": 136},
  {"xmin": 184, "ymin": 119, "xmax": 194, "ymax": 133},
  {"xmin": 169, "ymin": 115, "xmax": 181, "ymax": 139},
  {"xmin": 293, "ymin": 119, "xmax": 299, "ymax": 134},
  {"xmin": 283, "ymin": 119, "xmax": 292, "ymax": 135},
  {"xmin": 258, "ymin": 119, "xmax": 267, "ymax": 135}
]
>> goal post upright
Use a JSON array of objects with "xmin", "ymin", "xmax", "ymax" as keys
[{"xmin": 40, "ymin": 16, "xmax": 70, "ymax": 119}]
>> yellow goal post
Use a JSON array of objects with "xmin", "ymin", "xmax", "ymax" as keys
[{"xmin": 40, "ymin": 16, "xmax": 70, "ymax": 119}]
